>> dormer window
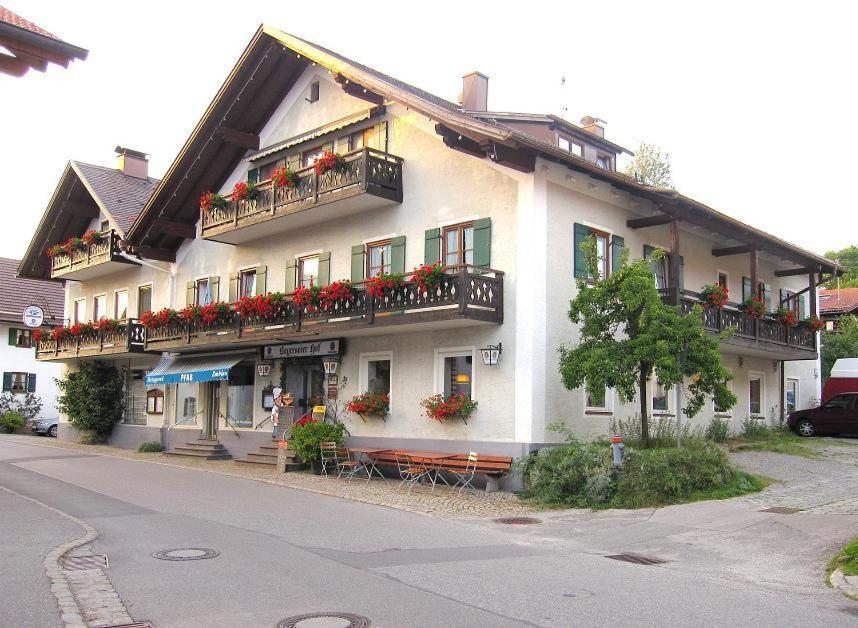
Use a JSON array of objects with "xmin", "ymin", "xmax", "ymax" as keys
[
  {"xmin": 595, "ymin": 154, "xmax": 612, "ymax": 170},
  {"xmin": 558, "ymin": 136, "xmax": 583, "ymax": 158}
]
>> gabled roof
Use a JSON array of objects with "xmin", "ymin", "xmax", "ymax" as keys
[
  {"xmin": 0, "ymin": 5, "xmax": 87, "ymax": 77},
  {"xmin": 126, "ymin": 25, "xmax": 843, "ymax": 278},
  {"xmin": 820, "ymin": 288, "xmax": 858, "ymax": 315},
  {"xmin": 0, "ymin": 257, "xmax": 64, "ymax": 324},
  {"xmin": 18, "ymin": 161, "xmax": 159, "ymax": 280}
]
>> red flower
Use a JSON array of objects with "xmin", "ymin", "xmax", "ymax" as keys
[
  {"xmin": 804, "ymin": 315, "xmax": 825, "ymax": 332},
  {"xmin": 313, "ymin": 150, "xmax": 345, "ymax": 176},
  {"xmin": 141, "ymin": 308, "xmax": 180, "ymax": 329},
  {"xmin": 700, "ymin": 284, "xmax": 729, "ymax": 308},
  {"xmin": 200, "ymin": 192, "xmax": 227, "ymax": 212},
  {"xmin": 319, "ymin": 280, "xmax": 355, "ymax": 309},
  {"xmin": 33, "ymin": 330, "xmax": 43, "ymax": 344},
  {"xmin": 292, "ymin": 285, "xmax": 320, "ymax": 314},
  {"xmin": 366, "ymin": 272, "xmax": 405, "ymax": 299},
  {"xmin": 412, "ymin": 262, "xmax": 445, "ymax": 293},
  {"xmin": 272, "ymin": 165, "xmax": 300, "ymax": 190}
]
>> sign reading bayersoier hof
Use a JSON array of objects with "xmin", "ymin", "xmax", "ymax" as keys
[
  {"xmin": 22, "ymin": 305, "xmax": 44, "ymax": 328},
  {"xmin": 262, "ymin": 339, "xmax": 341, "ymax": 360}
]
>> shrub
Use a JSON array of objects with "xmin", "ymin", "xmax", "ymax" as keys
[
  {"xmin": 56, "ymin": 362, "xmax": 124, "ymax": 438},
  {"xmin": 609, "ymin": 415, "xmax": 703, "ymax": 449},
  {"xmin": 705, "ymin": 417, "xmax": 732, "ymax": 443},
  {"xmin": 0, "ymin": 411, "xmax": 25, "ymax": 433},
  {"xmin": 289, "ymin": 420, "xmax": 345, "ymax": 463},
  {"xmin": 0, "ymin": 392, "xmax": 42, "ymax": 424},
  {"xmin": 740, "ymin": 416, "xmax": 770, "ymax": 439},
  {"xmin": 516, "ymin": 443, "xmax": 615, "ymax": 507},
  {"xmin": 138, "ymin": 441, "xmax": 165, "ymax": 453}
]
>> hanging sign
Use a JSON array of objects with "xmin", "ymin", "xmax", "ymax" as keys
[
  {"xmin": 262, "ymin": 339, "xmax": 340, "ymax": 360},
  {"xmin": 22, "ymin": 305, "xmax": 44, "ymax": 328}
]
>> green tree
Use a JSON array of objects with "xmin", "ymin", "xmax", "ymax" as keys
[
  {"xmin": 821, "ymin": 315, "xmax": 858, "ymax": 381},
  {"xmin": 559, "ymin": 239, "xmax": 735, "ymax": 447},
  {"xmin": 823, "ymin": 245, "xmax": 858, "ymax": 288},
  {"xmin": 625, "ymin": 142, "xmax": 674, "ymax": 189},
  {"xmin": 56, "ymin": 361, "xmax": 124, "ymax": 438}
]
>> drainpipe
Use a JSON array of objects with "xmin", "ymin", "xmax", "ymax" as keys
[{"xmin": 780, "ymin": 359, "xmax": 786, "ymax": 424}]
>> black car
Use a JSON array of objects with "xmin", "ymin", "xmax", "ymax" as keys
[{"xmin": 787, "ymin": 393, "xmax": 858, "ymax": 437}]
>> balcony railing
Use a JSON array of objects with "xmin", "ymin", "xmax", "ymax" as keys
[
  {"xmin": 144, "ymin": 265, "xmax": 503, "ymax": 353},
  {"xmin": 674, "ymin": 292, "xmax": 817, "ymax": 357},
  {"xmin": 49, "ymin": 230, "xmax": 131, "ymax": 281},
  {"xmin": 35, "ymin": 320, "xmax": 146, "ymax": 361},
  {"xmin": 200, "ymin": 148, "xmax": 403, "ymax": 244}
]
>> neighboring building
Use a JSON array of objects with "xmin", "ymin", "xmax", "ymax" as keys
[
  {"xmin": 820, "ymin": 287, "xmax": 858, "ymax": 330},
  {"xmin": 19, "ymin": 26, "xmax": 842, "ymax": 468},
  {"xmin": 0, "ymin": 5, "xmax": 87, "ymax": 77},
  {"xmin": 0, "ymin": 257, "xmax": 64, "ymax": 422}
]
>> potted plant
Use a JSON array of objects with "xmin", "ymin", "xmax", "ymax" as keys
[
  {"xmin": 141, "ymin": 308, "xmax": 180, "ymax": 330},
  {"xmin": 345, "ymin": 392, "xmax": 390, "ymax": 421},
  {"xmin": 231, "ymin": 180, "xmax": 260, "ymax": 203},
  {"xmin": 804, "ymin": 314, "xmax": 825, "ymax": 332},
  {"xmin": 366, "ymin": 272, "xmax": 406, "ymax": 299},
  {"xmin": 199, "ymin": 191, "xmax": 228, "ymax": 212},
  {"xmin": 200, "ymin": 302, "xmax": 231, "ymax": 326},
  {"xmin": 700, "ymin": 284, "xmax": 729, "ymax": 308},
  {"xmin": 739, "ymin": 297, "xmax": 765, "ymax": 319},
  {"xmin": 420, "ymin": 393, "xmax": 478, "ymax": 424},
  {"xmin": 775, "ymin": 307, "xmax": 798, "ymax": 327},
  {"xmin": 313, "ymin": 150, "xmax": 345, "ymax": 176},
  {"xmin": 82, "ymin": 229, "xmax": 104, "ymax": 246},
  {"xmin": 292, "ymin": 284, "xmax": 322, "ymax": 314},
  {"xmin": 272, "ymin": 165, "xmax": 300, "ymax": 190},
  {"xmin": 412, "ymin": 262, "xmax": 445, "ymax": 293},
  {"xmin": 289, "ymin": 419, "xmax": 346, "ymax": 474},
  {"xmin": 319, "ymin": 279, "xmax": 355, "ymax": 309},
  {"xmin": 50, "ymin": 326, "xmax": 70, "ymax": 342}
]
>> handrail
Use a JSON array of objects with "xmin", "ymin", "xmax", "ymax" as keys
[
  {"xmin": 253, "ymin": 416, "xmax": 271, "ymax": 430},
  {"xmin": 219, "ymin": 411, "xmax": 241, "ymax": 438},
  {"xmin": 166, "ymin": 409, "xmax": 205, "ymax": 433}
]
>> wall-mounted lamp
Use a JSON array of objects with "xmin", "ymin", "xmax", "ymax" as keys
[
  {"xmin": 480, "ymin": 343, "xmax": 503, "ymax": 366},
  {"xmin": 323, "ymin": 359, "xmax": 339, "ymax": 375}
]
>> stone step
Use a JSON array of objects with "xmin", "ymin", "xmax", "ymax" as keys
[
  {"xmin": 247, "ymin": 452, "xmax": 278, "ymax": 462},
  {"xmin": 233, "ymin": 457, "xmax": 276, "ymax": 466},
  {"xmin": 180, "ymin": 442, "xmax": 228, "ymax": 451},
  {"xmin": 168, "ymin": 447, "xmax": 232, "ymax": 460}
]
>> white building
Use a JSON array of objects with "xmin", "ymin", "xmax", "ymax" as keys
[{"xmin": 18, "ymin": 26, "xmax": 840, "ymax": 468}]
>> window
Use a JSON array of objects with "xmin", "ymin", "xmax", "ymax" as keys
[
  {"xmin": 2, "ymin": 372, "xmax": 34, "ymax": 394},
  {"xmin": 588, "ymin": 228, "xmax": 610, "ymax": 280},
  {"xmin": 239, "ymin": 270, "xmax": 257, "ymax": 299},
  {"xmin": 786, "ymin": 378, "xmax": 799, "ymax": 414},
  {"xmin": 436, "ymin": 348, "xmax": 474, "ymax": 399},
  {"xmin": 123, "ymin": 369, "xmax": 147, "ymax": 425},
  {"xmin": 645, "ymin": 246, "xmax": 674, "ymax": 291},
  {"xmin": 93, "ymin": 294, "xmax": 106, "ymax": 320},
  {"xmin": 303, "ymin": 142, "xmax": 334, "ymax": 167},
  {"xmin": 585, "ymin": 384, "xmax": 612, "ymax": 413},
  {"xmin": 9, "ymin": 328, "xmax": 32, "ymax": 348},
  {"xmin": 824, "ymin": 395, "xmax": 852, "ymax": 410},
  {"xmin": 299, "ymin": 256, "xmax": 320, "ymax": 288},
  {"xmin": 596, "ymin": 154, "xmax": 612, "ymax": 170},
  {"xmin": 176, "ymin": 382, "xmax": 197, "ymax": 423},
  {"xmin": 360, "ymin": 352, "xmax": 392, "ymax": 396},
  {"xmin": 138, "ymin": 285, "xmax": 152, "ymax": 316},
  {"xmin": 652, "ymin": 381, "xmax": 669, "ymax": 413},
  {"xmin": 73, "ymin": 299, "xmax": 86, "ymax": 324},
  {"xmin": 718, "ymin": 272, "xmax": 728, "ymax": 290},
  {"xmin": 308, "ymin": 80, "xmax": 320, "ymax": 103},
  {"xmin": 227, "ymin": 363, "xmax": 255, "ymax": 427},
  {"xmin": 367, "ymin": 240, "xmax": 392, "ymax": 277},
  {"xmin": 443, "ymin": 223, "xmax": 474, "ymax": 267},
  {"xmin": 558, "ymin": 136, "xmax": 583, "ymax": 157},
  {"xmin": 195, "ymin": 278, "xmax": 212, "ymax": 305},
  {"xmin": 114, "ymin": 290, "xmax": 128, "ymax": 320},
  {"xmin": 146, "ymin": 389, "xmax": 164, "ymax": 414},
  {"xmin": 749, "ymin": 372, "xmax": 763, "ymax": 416},
  {"xmin": 784, "ymin": 290, "xmax": 798, "ymax": 311},
  {"xmin": 100, "ymin": 220, "xmax": 109, "ymax": 232}
]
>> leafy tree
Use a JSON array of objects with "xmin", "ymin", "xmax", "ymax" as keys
[
  {"xmin": 56, "ymin": 362, "xmax": 124, "ymax": 438},
  {"xmin": 821, "ymin": 315, "xmax": 858, "ymax": 381},
  {"xmin": 624, "ymin": 142, "xmax": 674, "ymax": 189},
  {"xmin": 559, "ymin": 239, "xmax": 735, "ymax": 447},
  {"xmin": 823, "ymin": 245, "xmax": 858, "ymax": 288}
]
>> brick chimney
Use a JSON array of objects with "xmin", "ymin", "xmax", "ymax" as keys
[
  {"xmin": 115, "ymin": 146, "xmax": 149, "ymax": 179},
  {"xmin": 460, "ymin": 72, "xmax": 489, "ymax": 112},
  {"xmin": 580, "ymin": 116, "xmax": 605, "ymax": 138}
]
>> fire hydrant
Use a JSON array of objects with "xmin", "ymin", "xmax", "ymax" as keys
[{"xmin": 610, "ymin": 434, "xmax": 624, "ymax": 469}]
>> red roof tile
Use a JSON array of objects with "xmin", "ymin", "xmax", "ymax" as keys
[
  {"xmin": 0, "ymin": 257, "xmax": 64, "ymax": 324},
  {"xmin": 0, "ymin": 5, "xmax": 59, "ymax": 40},
  {"xmin": 820, "ymin": 288, "xmax": 858, "ymax": 315}
]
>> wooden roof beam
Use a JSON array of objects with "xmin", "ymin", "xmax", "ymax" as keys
[
  {"xmin": 435, "ymin": 124, "xmax": 486, "ymax": 158},
  {"xmin": 712, "ymin": 245, "xmax": 753, "ymax": 257},
  {"xmin": 335, "ymin": 73, "xmax": 384, "ymax": 105},
  {"xmin": 133, "ymin": 246, "xmax": 176, "ymax": 263},
  {"xmin": 774, "ymin": 266, "xmax": 817, "ymax": 277},
  {"xmin": 217, "ymin": 126, "xmax": 260, "ymax": 150},
  {"xmin": 154, "ymin": 219, "xmax": 196, "ymax": 240},
  {"xmin": 627, "ymin": 214, "xmax": 673, "ymax": 229},
  {"xmin": 488, "ymin": 143, "xmax": 536, "ymax": 173}
]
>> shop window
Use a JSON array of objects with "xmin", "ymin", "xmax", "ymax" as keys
[
  {"xmin": 227, "ymin": 363, "xmax": 255, "ymax": 427},
  {"xmin": 176, "ymin": 382, "xmax": 197, "ymax": 424},
  {"xmin": 146, "ymin": 389, "xmax": 164, "ymax": 414},
  {"xmin": 749, "ymin": 372, "xmax": 763, "ymax": 416},
  {"xmin": 436, "ymin": 349, "xmax": 474, "ymax": 399},
  {"xmin": 360, "ymin": 352, "xmax": 392, "ymax": 396}
]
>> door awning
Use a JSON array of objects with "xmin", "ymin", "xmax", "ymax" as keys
[{"xmin": 145, "ymin": 355, "xmax": 243, "ymax": 386}]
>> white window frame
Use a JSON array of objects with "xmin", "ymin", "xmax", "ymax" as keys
[
  {"xmin": 717, "ymin": 270, "xmax": 729, "ymax": 291},
  {"xmin": 584, "ymin": 385, "xmax": 614, "ymax": 414},
  {"xmin": 92, "ymin": 293, "xmax": 107, "ymax": 321},
  {"xmin": 137, "ymin": 283, "xmax": 153, "ymax": 316},
  {"xmin": 114, "ymin": 288, "xmax": 129, "ymax": 320},
  {"xmin": 785, "ymin": 377, "xmax": 800, "ymax": 414},
  {"xmin": 714, "ymin": 370, "xmax": 733, "ymax": 417},
  {"xmin": 650, "ymin": 379, "xmax": 673, "ymax": 416},
  {"xmin": 358, "ymin": 351, "xmax": 393, "ymax": 400},
  {"xmin": 238, "ymin": 267, "xmax": 258, "ymax": 299},
  {"xmin": 748, "ymin": 370, "xmax": 765, "ymax": 417},
  {"xmin": 73, "ymin": 298, "xmax": 86, "ymax": 324},
  {"xmin": 434, "ymin": 347, "xmax": 476, "ymax": 399}
]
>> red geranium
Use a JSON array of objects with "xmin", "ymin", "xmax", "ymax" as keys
[
  {"xmin": 82, "ymin": 230, "xmax": 104, "ymax": 246},
  {"xmin": 313, "ymin": 150, "xmax": 345, "ymax": 176},
  {"xmin": 272, "ymin": 165, "xmax": 300, "ymax": 189},
  {"xmin": 700, "ymin": 284, "xmax": 729, "ymax": 308},
  {"xmin": 50, "ymin": 326, "xmax": 70, "ymax": 341},
  {"xmin": 804, "ymin": 315, "xmax": 825, "ymax": 332},
  {"xmin": 319, "ymin": 280, "xmax": 355, "ymax": 309},
  {"xmin": 365, "ymin": 272, "xmax": 405, "ymax": 299},
  {"xmin": 776, "ymin": 307, "xmax": 798, "ymax": 327},
  {"xmin": 200, "ymin": 302, "xmax": 231, "ymax": 325},
  {"xmin": 740, "ymin": 297, "xmax": 765, "ymax": 320},
  {"xmin": 180, "ymin": 304, "xmax": 202, "ymax": 324},
  {"xmin": 346, "ymin": 392, "xmax": 389, "ymax": 417},
  {"xmin": 141, "ymin": 308, "xmax": 180, "ymax": 330},
  {"xmin": 95, "ymin": 318, "xmax": 118, "ymax": 333},
  {"xmin": 231, "ymin": 180, "xmax": 259, "ymax": 202},
  {"xmin": 295, "ymin": 415, "xmax": 317, "ymax": 427},
  {"xmin": 200, "ymin": 191, "xmax": 227, "ymax": 212},
  {"xmin": 33, "ymin": 330, "xmax": 44, "ymax": 344},
  {"xmin": 292, "ymin": 284, "xmax": 321, "ymax": 314},
  {"xmin": 420, "ymin": 393, "xmax": 478, "ymax": 423},
  {"xmin": 412, "ymin": 262, "xmax": 445, "ymax": 293}
]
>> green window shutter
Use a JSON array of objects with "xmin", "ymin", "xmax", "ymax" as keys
[
  {"xmin": 318, "ymin": 252, "xmax": 331, "ymax": 287},
  {"xmin": 8, "ymin": 328, "xmax": 17, "ymax": 346},
  {"xmin": 186, "ymin": 281, "xmax": 195, "ymax": 306},
  {"xmin": 26, "ymin": 374, "xmax": 36, "ymax": 393},
  {"xmin": 742, "ymin": 276, "xmax": 752, "ymax": 302},
  {"xmin": 256, "ymin": 266, "xmax": 267, "ymax": 295},
  {"xmin": 424, "ymin": 228, "xmax": 441, "ymax": 265},
  {"xmin": 248, "ymin": 168, "xmax": 259, "ymax": 184},
  {"xmin": 799, "ymin": 294, "xmax": 808, "ymax": 320},
  {"xmin": 610, "ymin": 235, "xmax": 624, "ymax": 274},
  {"xmin": 2, "ymin": 373, "xmax": 11, "ymax": 392},
  {"xmin": 573, "ymin": 223, "xmax": 589, "ymax": 279},
  {"xmin": 285, "ymin": 260, "xmax": 297, "ymax": 293},
  {"xmin": 390, "ymin": 236, "xmax": 406, "ymax": 274},
  {"xmin": 472, "ymin": 218, "xmax": 491, "ymax": 267},
  {"xmin": 351, "ymin": 244, "xmax": 366, "ymax": 282},
  {"xmin": 228, "ymin": 273, "xmax": 238, "ymax": 302},
  {"xmin": 210, "ymin": 276, "xmax": 220, "ymax": 302},
  {"xmin": 763, "ymin": 283, "xmax": 772, "ymax": 312}
]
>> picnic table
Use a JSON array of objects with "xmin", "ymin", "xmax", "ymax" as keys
[{"xmin": 346, "ymin": 447, "xmax": 391, "ymax": 479}]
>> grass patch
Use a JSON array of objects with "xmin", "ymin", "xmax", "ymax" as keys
[
  {"xmin": 829, "ymin": 538, "xmax": 858, "ymax": 577},
  {"xmin": 728, "ymin": 425, "xmax": 820, "ymax": 459}
]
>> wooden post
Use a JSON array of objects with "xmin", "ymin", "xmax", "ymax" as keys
[
  {"xmin": 669, "ymin": 219, "xmax": 681, "ymax": 305},
  {"xmin": 458, "ymin": 265, "xmax": 468, "ymax": 315},
  {"xmin": 749, "ymin": 249, "xmax": 758, "ymax": 298},
  {"xmin": 809, "ymin": 271, "xmax": 818, "ymax": 317}
]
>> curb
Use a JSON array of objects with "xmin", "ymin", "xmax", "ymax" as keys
[{"xmin": 829, "ymin": 567, "xmax": 858, "ymax": 601}]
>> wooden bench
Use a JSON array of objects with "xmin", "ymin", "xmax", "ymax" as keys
[{"xmin": 364, "ymin": 450, "xmax": 512, "ymax": 492}]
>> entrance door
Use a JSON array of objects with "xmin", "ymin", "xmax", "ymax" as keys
[
  {"xmin": 202, "ymin": 382, "xmax": 220, "ymax": 439},
  {"xmin": 282, "ymin": 361, "xmax": 326, "ymax": 420}
]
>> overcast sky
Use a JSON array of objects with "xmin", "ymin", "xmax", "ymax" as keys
[{"xmin": 2, "ymin": 1, "xmax": 856, "ymax": 261}]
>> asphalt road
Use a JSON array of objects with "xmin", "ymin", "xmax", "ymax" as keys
[{"xmin": 1, "ymin": 435, "xmax": 857, "ymax": 627}]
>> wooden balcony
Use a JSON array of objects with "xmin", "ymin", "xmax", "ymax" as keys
[
  {"xmin": 35, "ymin": 320, "xmax": 146, "ymax": 361},
  {"xmin": 50, "ymin": 230, "xmax": 137, "ymax": 281},
  {"xmin": 144, "ymin": 266, "xmax": 503, "ymax": 353},
  {"xmin": 200, "ymin": 148, "xmax": 403, "ymax": 244},
  {"xmin": 673, "ymin": 291, "xmax": 817, "ymax": 360}
]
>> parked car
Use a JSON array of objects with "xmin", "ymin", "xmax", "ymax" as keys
[
  {"xmin": 787, "ymin": 393, "xmax": 858, "ymax": 437},
  {"xmin": 31, "ymin": 418, "xmax": 58, "ymax": 438}
]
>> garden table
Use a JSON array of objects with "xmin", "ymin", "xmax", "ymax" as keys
[
  {"xmin": 403, "ymin": 451, "xmax": 457, "ymax": 488},
  {"xmin": 347, "ymin": 447, "xmax": 392, "ymax": 480}
]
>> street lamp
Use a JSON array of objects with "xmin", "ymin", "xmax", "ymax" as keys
[{"xmin": 480, "ymin": 343, "xmax": 503, "ymax": 366}]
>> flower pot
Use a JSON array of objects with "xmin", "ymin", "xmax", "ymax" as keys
[{"xmin": 310, "ymin": 459, "xmax": 324, "ymax": 475}]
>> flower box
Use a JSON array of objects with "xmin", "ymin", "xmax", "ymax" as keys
[
  {"xmin": 420, "ymin": 393, "xmax": 478, "ymax": 424},
  {"xmin": 345, "ymin": 392, "xmax": 390, "ymax": 421}
]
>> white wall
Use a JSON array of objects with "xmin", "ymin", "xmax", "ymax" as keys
[{"xmin": 0, "ymin": 322, "xmax": 62, "ymax": 421}]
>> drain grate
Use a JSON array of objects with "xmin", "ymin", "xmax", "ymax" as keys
[
  {"xmin": 152, "ymin": 548, "xmax": 219, "ymax": 561},
  {"xmin": 494, "ymin": 516, "xmax": 542, "ymax": 525},
  {"xmin": 62, "ymin": 554, "xmax": 108, "ymax": 571},
  {"xmin": 760, "ymin": 506, "xmax": 802, "ymax": 514},
  {"xmin": 605, "ymin": 553, "xmax": 667, "ymax": 566},
  {"xmin": 276, "ymin": 612, "xmax": 371, "ymax": 628}
]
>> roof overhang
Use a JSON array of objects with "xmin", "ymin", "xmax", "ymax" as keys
[{"xmin": 0, "ymin": 20, "xmax": 87, "ymax": 77}]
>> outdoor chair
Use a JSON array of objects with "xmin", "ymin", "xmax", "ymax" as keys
[
  {"xmin": 335, "ymin": 448, "xmax": 365, "ymax": 481},
  {"xmin": 393, "ymin": 451, "xmax": 430, "ymax": 492},
  {"xmin": 319, "ymin": 442, "xmax": 339, "ymax": 477},
  {"xmin": 447, "ymin": 451, "xmax": 479, "ymax": 494}
]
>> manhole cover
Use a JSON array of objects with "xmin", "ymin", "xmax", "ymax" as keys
[
  {"xmin": 605, "ymin": 553, "xmax": 667, "ymax": 566},
  {"xmin": 276, "ymin": 612, "xmax": 371, "ymax": 628},
  {"xmin": 494, "ymin": 516, "xmax": 542, "ymax": 525},
  {"xmin": 62, "ymin": 554, "xmax": 108, "ymax": 571},
  {"xmin": 152, "ymin": 548, "xmax": 220, "ymax": 561},
  {"xmin": 760, "ymin": 506, "xmax": 802, "ymax": 514}
]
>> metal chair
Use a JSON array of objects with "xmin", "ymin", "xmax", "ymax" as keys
[
  {"xmin": 319, "ymin": 441, "xmax": 339, "ymax": 477},
  {"xmin": 448, "ymin": 451, "xmax": 479, "ymax": 494},
  {"xmin": 393, "ymin": 451, "xmax": 429, "ymax": 491},
  {"xmin": 335, "ymin": 448, "xmax": 365, "ymax": 481}
]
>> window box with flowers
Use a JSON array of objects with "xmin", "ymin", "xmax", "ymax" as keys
[
  {"xmin": 292, "ymin": 284, "xmax": 322, "ymax": 314},
  {"xmin": 365, "ymin": 272, "xmax": 406, "ymax": 299},
  {"xmin": 199, "ymin": 192, "xmax": 228, "ymax": 213},
  {"xmin": 739, "ymin": 297, "xmax": 765, "ymax": 319},
  {"xmin": 272, "ymin": 165, "xmax": 300, "ymax": 190},
  {"xmin": 319, "ymin": 280, "xmax": 355, "ymax": 311},
  {"xmin": 141, "ymin": 308, "xmax": 181, "ymax": 330},
  {"xmin": 231, "ymin": 180, "xmax": 260, "ymax": 203},
  {"xmin": 803, "ymin": 315, "xmax": 825, "ymax": 332},
  {"xmin": 234, "ymin": 292, "xmax": 287, "ymax": 322},
  {"xmin": 420, "ymin": 393, "xmax": 478, "ymax": 424},
  {"xmin": 700, "ymin": 284, "xmax": 729, "ymax": 308},
  {"xmin": 345, "ymin": 392, "xmax": 390, "ymax": 422},
  {"xmin": 180, "ymin": 302, "xmax": 232, "ymax": 327},
  {"xmin": 313, "ymin": 150, "xmax": 345, "ymax": 176},
  {"xmin": 775, "ymin": 307, "xmax": 798, "ymax": 327},
  {"xmin": 411, "ymin": 262, "xmax": 445, "ymax": 294}
]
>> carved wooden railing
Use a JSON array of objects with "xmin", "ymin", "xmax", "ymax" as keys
[
  {"xmin": 200, "ymin": 148, "xmax": 403, "ymax": 237},
  {"xmin": 675, "ymin": 292, "xmax": 816, "ymax": 353},
  {"xmin": 35, "ymin": 320, "xmax": 146, "ymax": 360},
  {"xmin": 144, "ymin": 265, "xmax": 503, "ymax": 351},
  {"xmin": 50, "ymin": 230, "xmax": 123, "ymax": 279}
]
